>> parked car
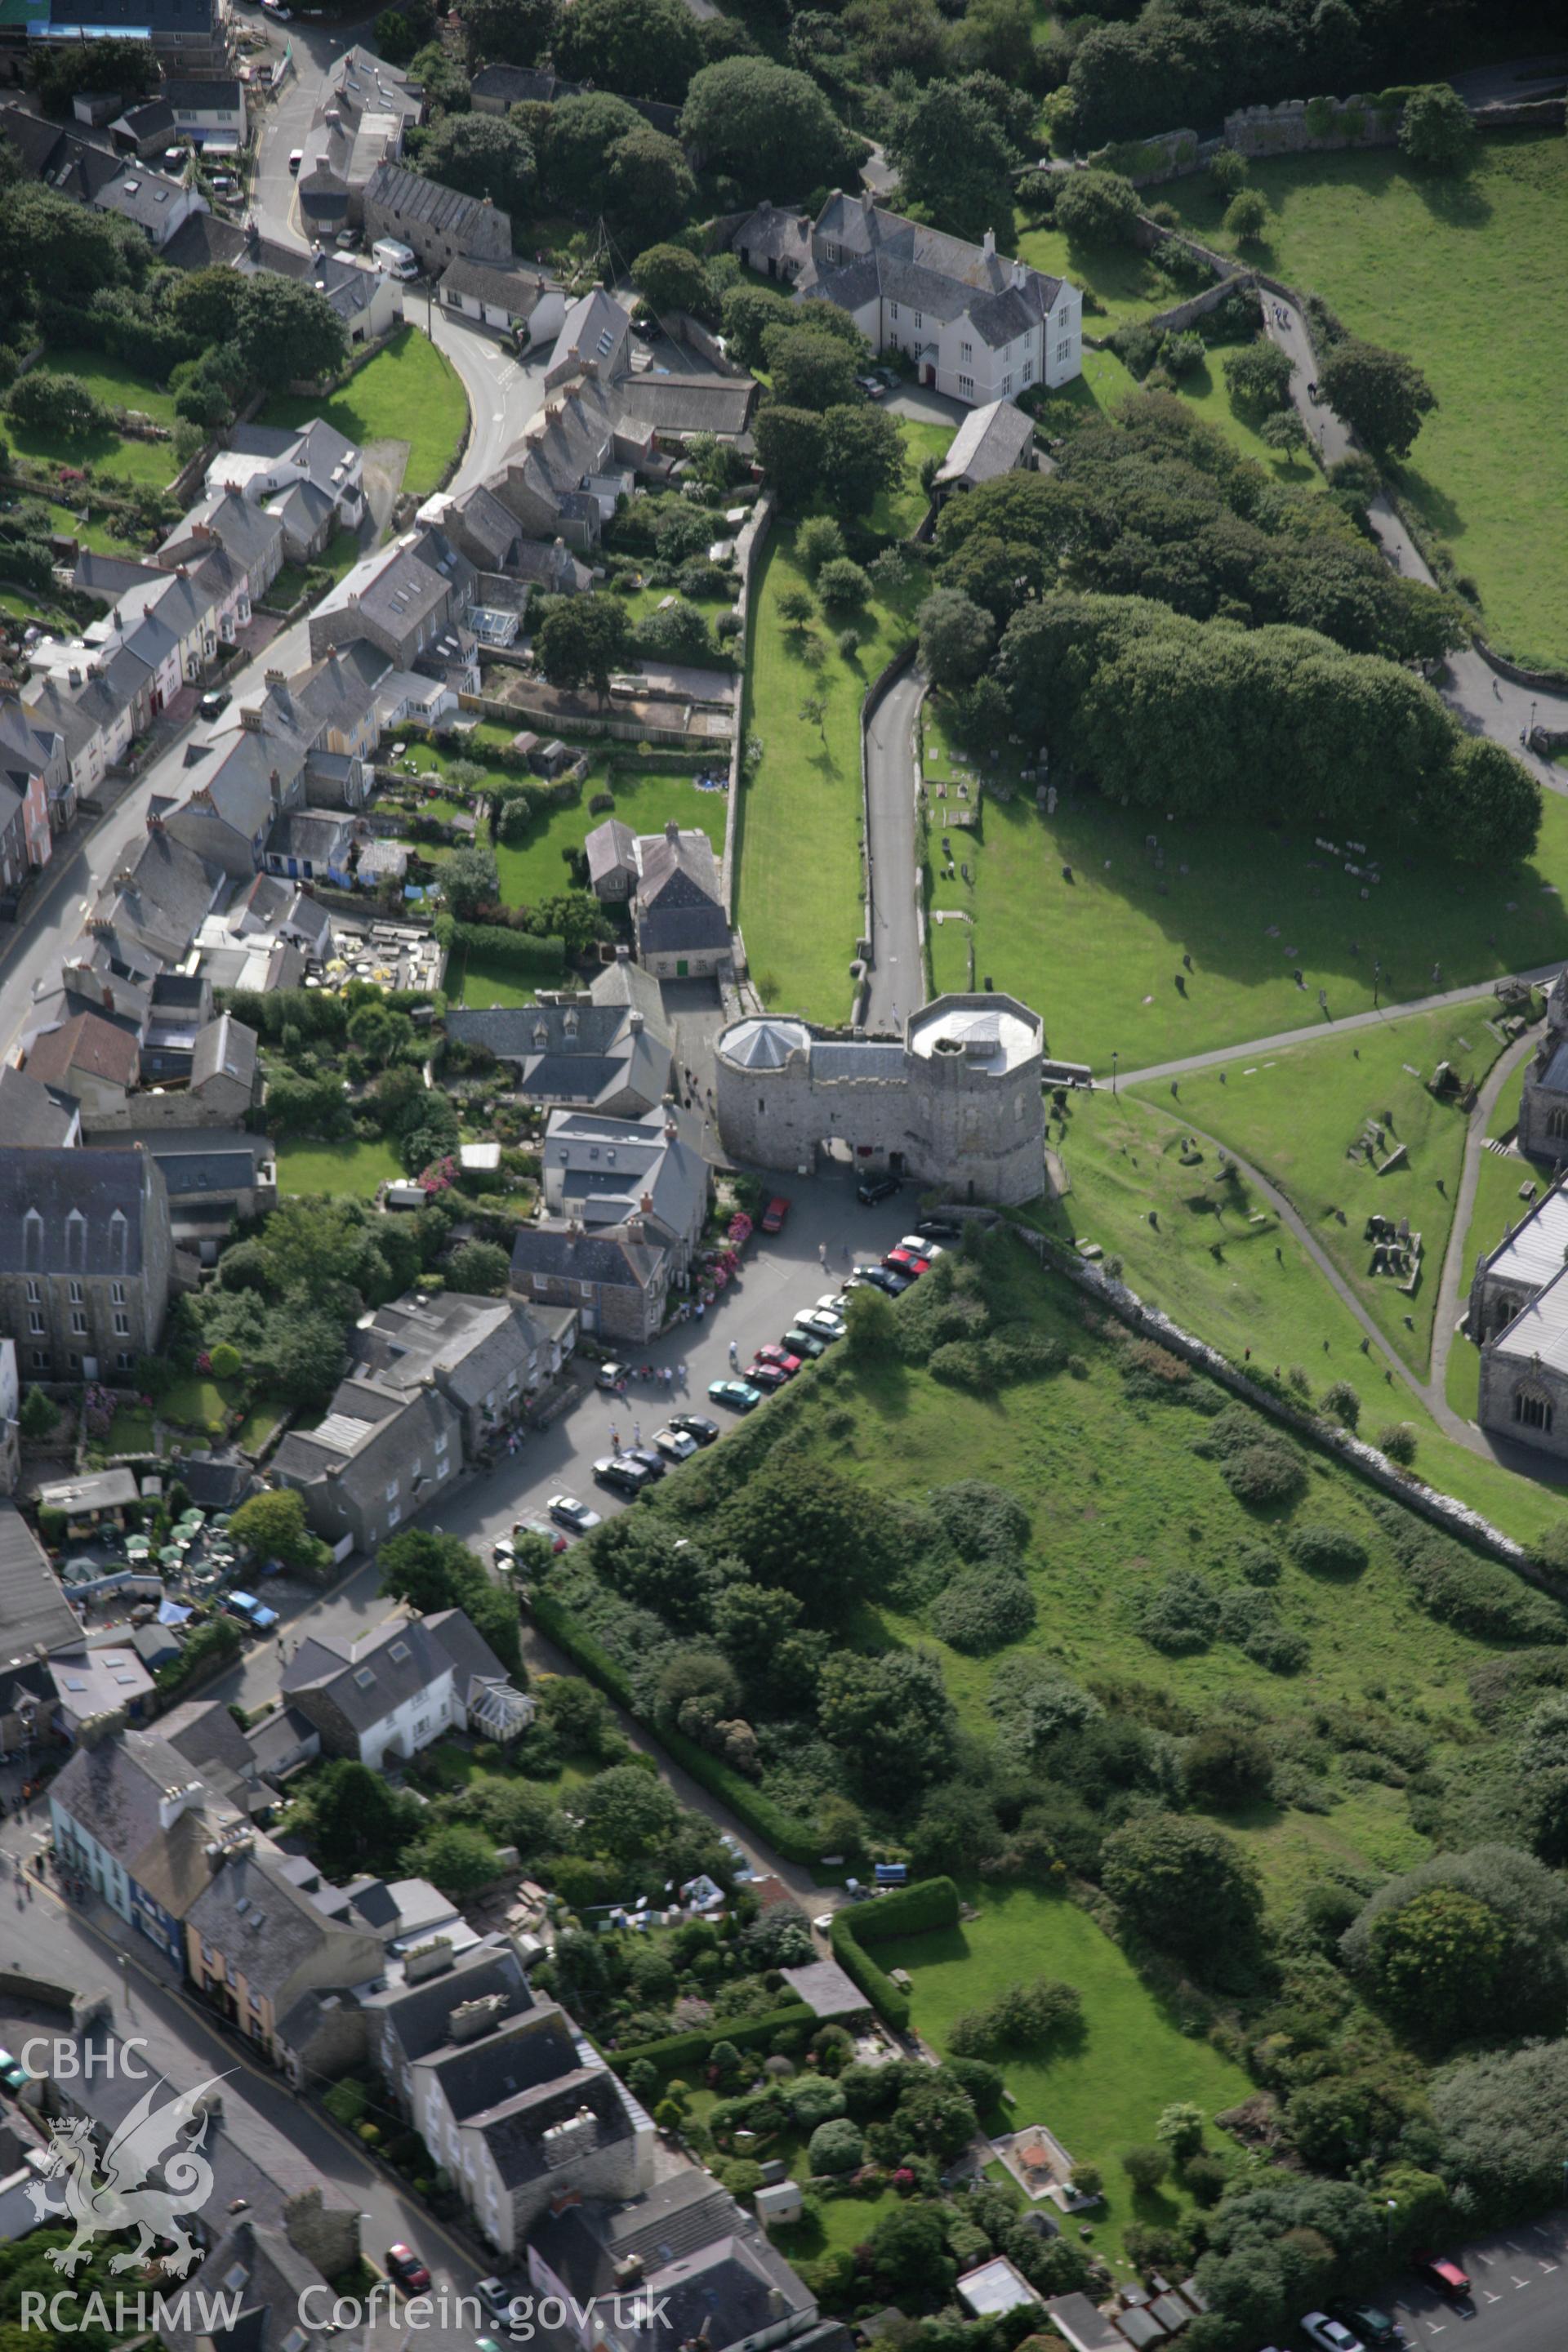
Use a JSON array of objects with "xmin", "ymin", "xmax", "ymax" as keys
[
  {"xmin": 885, "ymin": 1246, "xmax": 932, "ymax": 1276},
  {"xmin": 857, "ymin": 1171, "xmax": 899, "ymax": 1205},
  {"xmin": 860, "ymin": 1264, "xmax": 911, "ymax": 1295},
  {"xmin": 782, "ymin": 1326, "xmax": 828, "ymax": 1360},
  {"xmin": 286, "ymin": 141, "xmax": 302, "ymax": 168},
  {"xmin": 744, "ymin": 1361, "xmax": 791, "ymax": 1391},
  {"xmin": 816, "ymin": 1294, "xmax": 850, "ymax": 1316},
  {"xmin": 547, "ymin": 1494, "xmax": 601, "ymax": 1535},
  {"xmin": 754, "ymin": 1344, "xmax": 803, "ymax": 1378},
  {"xmin": 476, "ymin": 2278, "xmax": 522, "ymax": 2331},
  {"xmin": 1331, "ymin": 2306, "xmax": 1403, "ymax": 2350},
  {"xmin": 669, "ymin": 1413, "xmax": 720, "ymax": 1445},
  {"xmin": 796, "ymin": 1307, "xmax": 844, "ymax": 1339},
  {"xmin": 709, "ymin": 1379, "xmax": 762, "ymax": 1413},
  {"xmin": 1301, "ymin": 2318, "xmax": 1362, "ymax": 2352},
  {"xmin": 653, "ymin": 1425, "xmax": 699, "ymax": 1462},
  {"xmin": 625, "ymin": 1446, "xmax": 666, "ymax": 1481},
  {"xmin": 198, "ymin": 688, "xmax": 230, "ymax": 721},
  {"xmin": 593, "ymin": 1454, "xmax": 657, "ymax": 1497},
  {"xmin": 898, "ymin": 1235, "xmax": 944, "ymax": 1258},
  {"xmin": 760, "ymin": 1196, "xmax": 791, "ymax": 1233},
  {"xmin": 0, "ymin": 2047, "xmax": 30, "ymax": 2092},
  {"xmin": 856, "ymin": 374, "xmax": 885, "ymax": 399},
  {"xmin": 596, "ymin": 1361, "xmax": 630, "ymax": 1390},
  {"xmin": 514, "ymin": 1513, "xmax": 568, "ymax": 1554},
  {"xmin": 224, "ymin": 1589, "xmax": 279, "ymax": 1634},
  {"xmin": 1412, "ymin": 2256, "xmax": 1470, "ymax": 2301},
  {"xmin": 918, "ymin": 1218, "xmax": 960, "ymax": 1241},
  {"xmin": 385, "ymin": 2244, "xmax": 431, "ymax": 2294},
  {"xmin": 492, "ymin": 1535, "xmax": 516, "ymax": 1570}
]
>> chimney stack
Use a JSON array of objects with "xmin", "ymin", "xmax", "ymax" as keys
[{"xmin": 982, "ymin": 227, "xmax": 996, "ymax": 258}]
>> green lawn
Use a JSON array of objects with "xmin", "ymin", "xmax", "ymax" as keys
[
  {"xmin": 921, "ymin": 702, "xmax": 1568, "ymax": 1068},
  {"xmin": 448, "ymin": 947, "xmax": 558, "ymax": 1008},
  {"xmin": 879, "ymin": 1886, "xmax": 1254, "ymax": 2273},
  {"xmin": 494, "ymin": 768, "xmax": 726, "ymax": 908},
  {"xmin": 1032, "ymin": 1086, "xmax": 1568, "ymax": 1552},
  {"xmin": 1162, "ymin": 132, "xmax": 1568, "ymax": 668},
  {"xmin": 275, "ymin": 1137, "xmax": 404, "ymax": 1196},
  {"xmin": 870, "ymin": 413, "xmax": 954, "ymax": 539},
  {"xmin": 161, "ymin": 1375, "xmax": 243, "ymax": 1437},
  {"xmin": 7, "ymin": 345, "xmax": 184, "ymax": 488},
  {"xmin": 1446, "ymin": 1062, "xmax": 1533, "ymax": 1423},
  {"xmin": 1133, "ymin": 1003, "xmax": 1504, "ymax": 1374},
  {"xmin": 1015, "ymin": 224, "xmax": 1174, "ymax": 334},
  {"xmin": 261, "ymin": 326, "xmax": 469, "ymax": 499},
  {"xmin": 736, "ymin": 526, "xmax": 921, "ymax": 1019}
]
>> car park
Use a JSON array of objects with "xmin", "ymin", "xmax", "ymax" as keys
[
  {"xmin": 709, "ymin": 1379, "xmax": 762, "ymax": 1412},
  {"xmin": 385, "ymin": 2245, "xmax": 431, "ymax": 2294},
  {"xmin": 760, "ymin": 1196, "xmax": 791, "ymax": 1233},
  {"xmin": 594, "ymin": 1454, "xmax": 657, "ymax": 1497},
  {"xmin": 857, "ymin": 1172, "xmax": 899, "ymax": 1205},
  {"xmin": 745, "ymin": 1360, "xmax": 791, "ymax": 1391},
  {"xmin": 653, "ymin": 1425, "xmax": 699, "ymax": 1462},
  {"xmin": 860, "ymin": 1264, "xmax": 911, "ymax": 1295},
  {"xmin": 782, "ymin": 1326, "xmax": 828, "ymax": 1359},
  {"xmin": 669, "ymin": 1414, "xmax": 719, "ymax": 1446},
  {"xmin": 1412, "ymin": 2256, "xmax": 1469, "ymax": 2301},
  {"xmin": 754, "ymin": 1344, "xmax": 803, "ymax": 1378},
  {"xmin": 547, "ymin": 1494, "xmax": 601, "ymax": 1535},
  {"xmin": 796, "ymin": 1308, "xmax": 844, "ymax": 1339},
  {"xmin": 1331, "ymin": 2306, "xmax": 1402, "ymax": 2349},
  {"xmin": 1301, "ymin": 2317, "xmax": 1362, "ymax": 2352}
]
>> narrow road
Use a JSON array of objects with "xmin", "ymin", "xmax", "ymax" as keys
[
  {"xmin": 1426, "ymin": 1027, "xmax": 1539, "ymax": 1409},
  {"xmin": 863, "ymin": 664, "xmax": 926, "ymax": 1029}
]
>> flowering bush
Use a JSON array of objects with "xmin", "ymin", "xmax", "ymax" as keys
[
  {"xmin": 82, "ymin": 1383, "xmax": 117, "ymax": 1440},
  {"xmin": 420, "ymin": 1153, "xmax": 458, "ymax": 1196}
]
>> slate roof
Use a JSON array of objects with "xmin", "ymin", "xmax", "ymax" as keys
[
  {"xmin": 100, "ymin": 827, "xmax": 228, "ymax": 964},
  {"xmin": 635, "ymin": 826, "xmax": 728, "ymax": 953},
  {"xmin": 93, "ymin": 163, "xmax": 194, "ymax": 238},
  {"xmin": 423, "ymin": 2004, "xmax": 580, "ymax": 2120},
  {"xmin": 509, "ymin": 1223, "xmax": 664, "ymax": 1295},
  {"xmin": 0, "ymin": 1146, "xmax": 164, "ymax": 1276},
  {"xmin": 444, "ymin": 989, "xmax": 671, "ymax": 1114},
  {"xmin": 801, "ymin": 193, "xmax": 1065, "ymax": 352},
  {"xmin": 292, "ymin": 641, "xmax": 388, "ymax": 736},
  {"xmin": 543, "ymin": 1106, "xmax": 707, "ymax": 1244},
  {"xmin": 354, "ymin": 1290, "xmax": 542, "ymax": 1407},
  {"xmin": 440, "ymin": 255, "xmax": 555, "ymax": 314},
  {"xmin": 619, "ymin": 375, "xmax": 757, "ymax": 439},
  {"xmin": 158, "ymin": 1695, "xmax": 258, "ymax": 1780},
  {"xmin": 0, "ymin": 1062, "xmax": 79, "ymax": 1147},
  {"xmin": 279, "ymin": 1606, "xmax": 507, "ymax": 1732},
  {"xmin": 552, "ymin": 287, "xmax": 629, "ymax": 373},
  {"xmin": 0, "ymin": 1499, "xmax": 80, "ymax": 1666},
  {"xmin": 0, "ymin": 103, "xmax": 68, "ymax": 179},
  {"xmin": 445, "ymin": 483, "xmax": 520, "ymax": 568},
  {"xmin": 27, "ymin": 1009, "xmax": 140, "ymax": 1092},
  {"xmin": 185, "ymin": 1838, "xmax": 370, "ymax": 2001},
  {"xmin": 935, "ymin": 396, "xmax": 1036, "ymax": 487},
  {"xmin": 468, "ymin": 2061, "xmax": 631, "ymax": 2188},
  {"xmin": 585, "ymin": 817, "xmax": 636, "ymax": 889},
  {"xmin": 364, "ymin": 157, "xmax": 500, "ymax": 242},
  {"xmin": 361, "ymin": 1936, "xmax": 532, "ymax": 2063},
  {"xmin": 163, "ymin": 75, "xmax": 240, "ymax": 110}
]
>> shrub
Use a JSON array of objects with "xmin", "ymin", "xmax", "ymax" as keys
[
  {"xmin": 1137, "ymin": 1570, "xmax": 1221, "ymax": 1655},
  {"xmin": 1320, "ymin": 1380, "xmax": 1361, "ymax": 1430},
  {"xmin": 786, "ymin": 2075, "xmax": 845, "ymax": 2131},
  {"xmin": 1120, "ymin": 2144, "xmax": 1169, "ymax": 2194},
  {"xmin": 816, "ymin": 556, "xmax": 871, "ymax": 608},
  {"xmin": 1221, "ymin": 1442, "xmax": 1307, "ymax": 1508},
  {"xmin": 796, "ymin": 515, "xmax": 845, "ymax": 577},
  {"xmin": 1401, "ymin": 1540, "xmax": 1568, "ymax": 1643},
  {"xmin": 1223, "ymin": 188, "xmax": 1268, "ymax": 245},
  {"xmin": 1235, "ymin": 1539, "xmax": 1281, "ymax": 1585},
  {"xmin": 929, "ymin": 1564, "xmax": 1037, "ymax": 1654},
  {"xmin": 1377, "ymin": 1422, "xmax": 1419, "ymax": 1465},
  {"xmin": 1290, "ymin": 1524, "xmax": 1368, "ymax": 1579},
  {"xmin": 1183, "ymin": 1724, "xmax": 1275, "ymax": 1808},
  {"xmin": 1155, "ymin": 2102, "xmax": 1205, "ymax": 2162},
  {"xmin": 929, "ymin": 1339, "xmax": 992, "ymax": 1389},
  {"xmin": 948, "ymin": 1976, "xmax": 1081, "ymax": 2058},
  {"xmin": 925, "ymin": 1479, "xmax": 1030, "ymax": 1563},
  {"xmin": 808, "ymin": 2116, "xmax": 866, "ymax": 2175}
]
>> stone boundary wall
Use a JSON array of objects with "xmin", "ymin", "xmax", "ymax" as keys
[
  {"xmin": 1088, "ymin": 85, "xmax": 1564, "ymax": 189},
  {"xmin": 1476, "ymin": 638, "xmax": 1568, "ymax": 694},
  {"xmin": 1009, "ymin": 1219, "xmax": 1553, "ymax": 1580},
  {"xmin": 719, "ymin": 490, "xmax": 774, "ymax": 917}
]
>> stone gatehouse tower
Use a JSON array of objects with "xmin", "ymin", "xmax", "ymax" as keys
[
  {"xmin": 1517, "ymin": 969, "xmax": 1568, "ymax": 1162},
  {"xmin": 714, "ymin": 993, "xmax": 1047, "ymax": 1206}
]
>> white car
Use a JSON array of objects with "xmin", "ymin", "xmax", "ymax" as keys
[
  {"xmin": 817, "ymin": 1294, "xmax": 849, "ymax": 1314},
  {"xmin": 898, "ymin": 1234, "xmax": 945, "ymax": 1257},
  {"xmin": 477, "ymin": 2275, "xmax": 524, "ymax": 2332},
  {"xmin": 596, "ymin": 1361, "xmax": 630, "ymax": 1390},
  {"xmin": 547, "ymin": 1494, "xmax": 601, "ymax": 1535},
  {"xmin": 796, "ymin": 1308, "xmax": 844, "ymax": 1340},
  {"xmin": 653, "ymin": 1425, "xmax": 698, "ymax": 1463},
  {"xmin": 1301, "ymin": 2317, "xmax": 1363, "ymax": 2352}
]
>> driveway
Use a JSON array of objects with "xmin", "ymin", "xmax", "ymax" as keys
[{"xmin": 863, "ymin": 665, "xmax": 927, "ymax": 1028}]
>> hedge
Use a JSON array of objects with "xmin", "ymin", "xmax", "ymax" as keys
[
  {"xmin": 828, "ymin": 1876, "xmax": 960, "ymax": 2033},
  {"xmin": 434, "ymin": 917, "xmax": 567, "ymax": 977},
  {"xmin": 605, "ymin": 2003, "xmax": 813, "ymax": 2078},
  {"xmin": 529, "ymin": 1588, "xmax": 821, "ymax": 1863}
]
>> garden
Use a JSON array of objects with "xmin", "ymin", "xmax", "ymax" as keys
[
  {"xmin": 3, "ymin": 344, "xmax": 186, "ymax": 489},
  {"xmin": 261, "ymin": 325, "xmax": 470, "ymax": 501}
]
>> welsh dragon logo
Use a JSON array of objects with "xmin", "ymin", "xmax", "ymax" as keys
[{"xmin": 25, "ymin": 2072, "xmax": 229, "ymax": 2277}]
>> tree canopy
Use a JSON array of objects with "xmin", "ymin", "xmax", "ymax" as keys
[{"xmin": 679, "ymin": 58, "xmax": 860, "ymax": 200}]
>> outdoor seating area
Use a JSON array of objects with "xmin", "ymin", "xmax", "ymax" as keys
[{"xmin": 991, "ymin": 2123, "xmax": 1092, "ymax": 2209}]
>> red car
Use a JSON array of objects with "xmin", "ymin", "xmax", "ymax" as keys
[
  {"xmin": 760, "ymin": 1196, "xmax": 791, "ymax": 1233},
  {"xmin": 385, "ymin": 2244, "xmax": 432, "ymax": 2294},
  {"xmin": 884, "ymin": 1247, "xmax": 931, "ymax": 1276},
  {"xmin": 1413, "ymin": 2256, "xmax": 1469, "ymax": 2301},
  {"xmin": 744, "ymin": 1360, "xmax": 791, "ymax": 1391},
  {"xmin": 754, "ymin": 1344, "xmax": 803, "ymax": 1378}
]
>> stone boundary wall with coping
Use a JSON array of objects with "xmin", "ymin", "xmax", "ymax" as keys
[{"xmin": 719, "ymin": 489, "xmax": 774, "ymax": 916}]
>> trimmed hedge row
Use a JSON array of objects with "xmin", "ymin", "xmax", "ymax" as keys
[
  {"xmin": 827, "ymin": 1877, "xmax": 960, "ymax": 2034},
  {"xmin": 434, "ymin": 915, "xmax": 567, "ymax": 976},
  {"xmin": 529, "ymin": 1588, "xmax": 821, "ymax": 1862},
  {"xmin": 604, "ymin": 2003, "xmax": 813, "ymax": 2079}
]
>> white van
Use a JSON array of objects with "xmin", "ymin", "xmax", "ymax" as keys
[{"xmin": 372, "ymin": 237, "xmax": 419, "ymax": 280}]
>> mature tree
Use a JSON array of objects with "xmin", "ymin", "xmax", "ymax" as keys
[
  {"xmin": 579, "ymin": 1763, "xmax": 683, "ymax": 1860},
  {"xmin": 714, "ymin": 1583, "xmax": 804, "ymax": 1680},
  {"xmin": 950, "ymin": 0, "xmax": 1033, "ymax": 81},
  {"xmin": 777, "ymin": 583, "xmax": 815, "ymax": 635},
  {"xmin": 632, "ymin": 242, "xmax": 713, "ymax": 323},
  {"xmin": 1432, "ymin": 2039, "xmax": 1568, "ymax": 2221},
  {"xmin": 424, "ymin": 113, "xmax": 536, "ymax": 213},
  {"xmin": 1209, "ymin": 145, "xmax": 1248, "ymax": 196},
  {"xmin": 919, "ymin": 586, "xmax": 996, "ymax": 691},
  {"xmin": 720, "ymin": 282, "xmax": 799, "ymax": 370},
  {"xmin": 554, "ymin": 0, "xmax": 702, "ymax": 105},
  {"xmin": 1400, "ymin": 82, "xmax": 1474, "ymax": 172},
  {"xmin": 236, "ymin": 274, "xmax": 348, "ymax": 390},
  {"xmin": 444, "ymin": 841, "xmax": 501, "ymax": 920},
  {"xmin": 1156, "ymin": 2102, "xmax": 1205, "ymax": 2162},
  {"xmin": 168, "ymin": 264, "xmax": 248, "ymax": 346},
  {"xmin": 1, "ymin": 185, "xmax": 140, "ymax": 299},
  {"xmin": 7, "ymin": 373, "xmax": 107, "ymax": 438},
  {"xmin": 448, "ymin": 1239, "xmax": 510, "ymax": 1294},
  {"xmin": 296, "ymin": 1758, "xmax": 422, "ymax": 1876},
  {"xmin": 640, "ymin": 597, "xmax": 713, "ymax": 662},
  {"xmin": 1054, "ymin": 167, "xmax": 1141, "ymax": 247},
  {"xmin": 818, "ymin": 1650, "xmax": 959, "ymax": 1805},
  {"xmin": 380, "ymin": 1527, "xmax": 487, "ymax": 1612},
  {"xmin": 408, "ymin": 1822, "xmax": 501, "ymax": 1895},
  {"xmin": 227, "ymin": 1488, "xmax": 332, "ymax": 1575},
  {"xmin": 819, "ymin": 402, "xmax": 906, "ymax": 516},
  {"xmin": 1318, "ymin": 336, "xmax": 1437, "ymax": 459},
  {"xmin": 1440, "ymin": 734, "xmax": 1539, "ymax": 862},
  {"xmin": 817, "ymin": 556, "xmax": 871, "ymax": 609},
  {"xmin": 752, "ymin": 405, "xmax": 826, "ymax": 505},
  {"xmin": 535, "ymin": 594, "xmax": 634, "ymax": 704},
  {"xmin": 762, "ymin": 327, "xmax": 862, "ymax": 412},
  {"xmin": 29, "ymin": 35, "xmax": 154, "ymax": 111},
  {"xmin": 843, "ymin": 0, "xmax": 946, "ymax": 82},
  {"xmin": 679, "ymin": 58, "xmax": 858, "ymax": 201},
  {"xmin": 1259, "ymin": 407, "xmax": 1307, "ymax": 466},
  {"xmin": 1102, "ymin": 1813, "xmax": 1263, "ymax": 1971},
  {"xmin": 605, "ymin": 127, "xmax": 695, "ymax": 236},
  {"xmin": 544, "ymin": 92, "xmax": 645, "ymax": 210},
  {"xmin": 18, "ymin": 1386, "xmax": 60, "ymax": 1441},
  {"xmin": 1223, "ymin": 187, "xmax": 1269, "ymax": 245},
  {"xmin": 461, "ymin": 0, "xmax": 558, "ymax": 65},
  {"xmin": 1342, "ymin": 1845, "xmax": 1568, "ymax": 2042},
  {"xmin": 537, "ymin": 1672, "xmax": 615, "ymax": 1756},
  {"xmin": 889, "ymin": 79, "xmax": 1017, "ymax": 247},
  {"xmin": 867, "ymin": 2203, "xmax": 955, "ymax": 2299},
  {"xmin": 796, "ymin": 515, "xmax": 847, "ymax": 577},
  {"xmin": 1222, "ymin": 340, "xmax": 1293, "ymax": 417},
  {"xmin": 1120, "ymin": 2144, "xmax": 1169, "ymax": 2193}
]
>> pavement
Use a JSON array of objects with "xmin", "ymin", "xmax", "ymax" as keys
[{"xmin": 863, "ymin": 665, "xmax": 926, "ymax": 1029}]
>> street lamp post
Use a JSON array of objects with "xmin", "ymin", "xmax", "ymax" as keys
[{"xmin": 1111, "ymin": 1049, "xmax": 1119, "ymax": 1097}]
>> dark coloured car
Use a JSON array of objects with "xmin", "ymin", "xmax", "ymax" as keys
[
  {"xmin": 782, "ymin": 1326, "xmax": 829, "ymax": 1360},
  {"xmin": 860, "ymin": 1263, "xmax": 911, "ymax": 1296},
  {"xmin": 198, "ymin": 688, "xmax": 230, "ymax": 721},
  {"xmin": 744, "ymin": 1361, "xmax": 791, "ymax": 1391},
  {"xmin": 1412, "ymin": 2256, "xmax": 1470, "ymax": 2302},
  {"xmin": 709, "ymin": 1379, "xmax": 762, "ymax": 1413},
  {"xmin": 592, "ymin": 1454, "xmax": 657, "ymax": 1497},
  {"xmin": 625, "ymin": 1446, "xmax": 666, "ymax": 1481},
  {"xmin": 857, "ymin": 1172, "xmax": 899, "ymax": 1205},
  {"xmin": 385, "ymin": 2244, "xmax": 431, "ymax": 2294},
  {"xmin": 917, "ymin": 1218, "xmax": 961, "ymax": 1241},
  {"xmin": 1332, "ymin": 2305, "xmax": 1403, "ymax": 2350},
  {"xmin": 669, "ymin": 1414, "xmax": 720, "ymax": 1446}
]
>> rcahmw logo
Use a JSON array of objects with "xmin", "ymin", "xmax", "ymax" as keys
[{"xmin": 20, "ymin": 2290, "xmax": 245, "ymax": 2337}]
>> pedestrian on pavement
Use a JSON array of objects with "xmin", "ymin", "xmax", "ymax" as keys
[
  {"xmin": 678, "ymin": 1361, "xmax": 688, "ymax": 1385},
  {"xmin": 819, "ymin": 1242, "xmax": 827, "ymax": 1266},
  {"xmin": 728, "ymin": 1339, "xmax": 738, "ymax": 1365},
  {"xmin": 633, "ymin": 1421, "xmax": 642, "ymax": 1445},
  {"xmin": 610, "ymin": 1423, "xmax": 620, "ymax": 1450}
]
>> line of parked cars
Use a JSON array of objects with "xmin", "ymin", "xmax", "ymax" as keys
[{"xmin": 1283, "ymin": 2256, "xmax": 1472, "ymax": 2352}]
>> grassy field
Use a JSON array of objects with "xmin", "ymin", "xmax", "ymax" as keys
[
  {"xmin": 8, "ymin": 346, "xmax": 184, "ymax": 488},
  {"xmin": 879, "ymin": 1885, "xmax": 1253, "ymax": 2272},
  {"xmin": 261, "ymin": 327, "xmax": 468, "ymax": 499},
  {"xmin": 871, "ymin": 412, "xmax": 954, "ymax": 539},
  {"xmin": 1162, "ymin": 133, "xmax": 1568, "ymax": 668},
  {"xmin": 1015, "ymin": 223, "xmax": 1173, "ymax": 334},
  {"xmin": 1446, "ymin": 1061, "xmax": 1533, "ymax": 1423},
  {"xmin": 735, "ymin": 525, "xmax": 920, "ymax": 1019},
  {"xmin": 1031, "ymin": 1086, "xmax": 1568, "ymax": 1551},
  {"xmin": 921, "ymin": 703, "xmax": 1568, "ymax": 1068},
  {"xmin": 493, "ymin": 768, "xmax": 726, "ymax": 907},
  {"xmin": 1131, "ymin": 1003, "xmax": 1503, "ymax": 1373},
  {"xmin": 276, "ymin": 1137, "xmax": 403, "ymax": 1196}
]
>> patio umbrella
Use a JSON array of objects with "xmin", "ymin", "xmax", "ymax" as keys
[
  {"xmin": 179, "ymin": 1508, "xmax": 206, "ymax": 1529},
  {"xmin": 64, "ymin": 1557, "xmax": 98, "ymax": 1579},
  {"xmin": 124, "ymin": 1536, "xmax": 150, "ymax": 1558},
  {"xmin": 158, "ymin": 1547, "xmax": 183, "ymax": 1567}
]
